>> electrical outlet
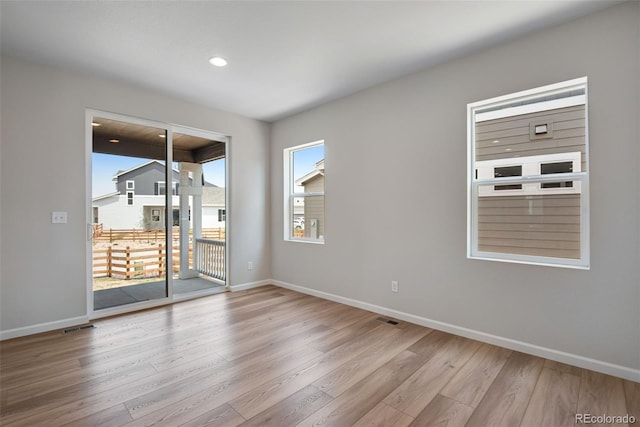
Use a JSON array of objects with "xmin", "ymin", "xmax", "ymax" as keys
[
  {"xmin": 248, "ymin": 262, "xmax": 253, "ymax": 271},
  {"xmin": 391, "ymin": 280, "xmax": 399, "ymax": 293},
  {"xmin": 52, "ymin": 211, "xmax": 67, "ymax": 224}
]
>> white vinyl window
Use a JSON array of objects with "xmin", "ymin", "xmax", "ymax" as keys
[
  {"xmin": 155, "ymin": 181, "xmax": 179, "ymax": 196},
  {"xmin": 284, "ymin": 140, "xmax": 325, "ymax": 243},
  {"xmin": 468, "ymin": 77, "xmax": 589, "ymax": 269},
  {"xmin": 126, "ymin": 180, "xmax": 135, "ymax": 190},
  {"xmin": 126, "ymin": 191, "xmax": 134, "ymax": 206}
]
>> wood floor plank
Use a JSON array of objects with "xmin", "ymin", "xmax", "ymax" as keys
[
  {"xmin": 352, "ymin": 401, "xmax": 414, "ymax": 427},
  {"xmin": 60, "ymin": 403, "xmax": 133, "ymax": 427},
  {"xmin": 409, "ymin": 394, "xmax": 474, "ymax": 427},
  {"xmin": 1, "ymin": 362, "xmax": 159, "ymax": 423},
  {"xmin": 313, "ymin": 323, "xmax": 429, "ymax": 397},
  {"xmin": 6, "ymin": 332, "xmax": 320, "ymax": 426},
  {"xmin": 179, "ymin": 404, "xmax": 246, "ymax": 427},
  {"xmin": 239, "ymin": 385, "xmax": 333, "ymax": 427},
  {"xmin": 1, "ymin": 286, "xmax": 636, "ymax": 427},
  {"xmin": 520, "ymin": 367, "xmax": 580, "ymax": 427},
  {"xmin": 297, "ymin": 350, "xmax": 425, "ymax": 427},
  {"xmin": 465, "ymin": 352, "xmax": 544, "ymax": 427},
  {"xmin": 309, "ymin": 314, "xmax": 379, "ymax": 353},
  {"xmin": 623, "ymin": 380, "xmax": 640, "ymax": 419},
  {"xmin": 607, "ymin": 379, "xmax": 630, "ymax": 427},
  {"xmin": 227, "ymin": 324, "xmax": 395, "ymax": 420},
  {"xmin": 440, "ymin": 343, "xmax": 511, "ymax": 408},
  {"xmin": 576, "ymin": 369, "xmax": 618, "ymax": 423},
  {"xmin": 123, "ymin": 336, "xmax": 325, "ymax": 421},
  {"xmin": 383, "ymin": 335, "xmax": 482, "ymax": 417}
]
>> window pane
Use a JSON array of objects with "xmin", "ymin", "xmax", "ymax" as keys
[
  {"xmin": 494, "ymin": 165, "xmax": 522, "ymax": 191},
  {"xmin": 475, "ymin": 102, "xmax": 586, "ymax": 172},
  {"xmin": 290, "ymin": 195, "xmax": 324, "ymax": 240},
  {"xmin": 541, "ymin": 161, "xmax": 573, "ymax": 188},
  {"xmin": 293, "ymin": 145, "xmax": 324, "ymax": 193},
  {"xmin": 476, "ymin": 184, "xmax": 581, "ymax": 259}
]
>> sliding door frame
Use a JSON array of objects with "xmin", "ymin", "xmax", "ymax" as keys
[{"xmin": 85, "ymin": 109, "xmax": 230, "ymax": 319}]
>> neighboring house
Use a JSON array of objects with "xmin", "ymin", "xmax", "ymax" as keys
[
  {"xmin": 295, "ymin": 159, "xmax": 324, "ymax": 239},
  {"xmin": 92, "ymin": 160, "xmax": 225, "ymax": 230}
]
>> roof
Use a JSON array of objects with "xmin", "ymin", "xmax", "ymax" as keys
[
  {"xmin": 113, "ymin": 160, "xmax": 179, "ymax": 179},
  {"xmin": 296, "ymin": 170, "xmax": 324, "ymax": 187},
  {"xmin": 295, "ymin": 159, "xmax": 325, "ymax": 186},
  {"xmin": 92, "ymin": 191, "xmax": 119, "ymax": 202},
  {"xmin": 202, "ymin": 186, "xmax": 225, "ymax": 205}
]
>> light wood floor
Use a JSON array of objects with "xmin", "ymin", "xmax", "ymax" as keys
[{"xmin": 1, "ymin": 285, "xmax": 638, "ymax": 426}]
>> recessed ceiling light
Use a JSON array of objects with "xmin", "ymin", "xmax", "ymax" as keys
[
  {"xmin": 92, "ymin": 122, "xmax": 101, "ymax": 127},
  {"xmin": 208, "ymin": 56, "xmax": 228, "ymax": 67},
  {"xmin": 158, "ymin": 134, "xmax": 166, "ymax": 138},
  {"xmin": 492, "ymin": 140, "xmax": 499, "ymax": 144},
  {"xmin": 109, "ymin": 139, "xmax": 120, "ymax": 143}
]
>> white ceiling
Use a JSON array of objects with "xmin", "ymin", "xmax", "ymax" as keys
[{"xmin": 0, "ymin": 1, "xmax": 620, "ymax": 122}]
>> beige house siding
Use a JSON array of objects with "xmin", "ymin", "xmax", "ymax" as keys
[
  {"xmin": 475, "ymin": 104, "xmax": 585, "ymax": 259},
  {"xmin": 303, "ymin": 195, "xmax": 325, "ymax": 239},
  {"xmin": 478, "ymin": 194, "xmax": 581, "ymax": 259},
  {"xmin": 302, "ymin": 175, "xmax": 325, "ymax": 239},
  {"xmin": 476, "ymin": 104, "xmax": 586, "ymax": 171}
]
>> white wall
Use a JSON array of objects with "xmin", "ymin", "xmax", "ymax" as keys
[
  {"xmin": 271, "ymin": 2, "xmax": 639, "ymax": 378},
  {"xmin": 0, "ymin": 56, "xmax": 271, "ymax": 334}
]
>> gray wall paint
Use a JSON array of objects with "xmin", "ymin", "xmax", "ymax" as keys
[
  {"xmin": 271, "ymin": 2, "xmax": 639, "ymax": 371},
  {"xmin": 0, "ymin": 56, "xmax": 271, "ymax": 331}
]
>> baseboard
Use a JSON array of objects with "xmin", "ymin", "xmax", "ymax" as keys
[
  {"xmin": 230, "ymin": 279, "xmax": 272, "ymax": 292},
  {"xmin": 0, "ymin": 316, "xmax": 89, "ymax": 341},
  {"xmin": 272, "ymin": 279, "xmax": 640, "ymax": 382}
]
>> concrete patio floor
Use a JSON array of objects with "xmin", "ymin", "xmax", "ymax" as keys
[{"xmin": 93, "ymin": 277, "xmax": 225, "ymax": 310}]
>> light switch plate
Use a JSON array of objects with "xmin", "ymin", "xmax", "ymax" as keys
[{"xmin": 52, "ymin": 211, "xmax": 67, "ymax": 224}]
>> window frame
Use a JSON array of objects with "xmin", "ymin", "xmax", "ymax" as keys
[
  {"xmin": 126, "ymin": 191, "xmax": 134, "ymax": 206},
  {"xmin": 126, "ymin": 180, "xmax": 135, "ymax": 190},
  {"xmin": 283, "ymin": 140, "xmax": 325, "ymax": 244},
  {"xmin": 467, "ymin": 77, "xmax": 589, "ymax": 269}
]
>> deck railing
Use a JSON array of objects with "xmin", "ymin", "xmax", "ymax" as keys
[
  {"xmin": 92, "ymin": 226, "xmax": 225, "ymax": 243},
  {"xmin": 194, "ymin": 238, "xmax": 226, "ymax": 281}
]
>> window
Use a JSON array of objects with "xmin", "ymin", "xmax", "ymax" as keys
[
  {"xmin": 126, "ymin": 191, "xmax": 134, "ymax": 205},
  {"xmin": 468, "ymin": 77, "xmax": 589, "ymax": 268},
  {"xmin": 151, "ymin": 209, "xmax": 160, "ymax": 222},
  {"xmin": 218, "ymin": 209, "xmax": 226, "ymax": 222},
  {"xmin": 155, "ymin": 181, "xmax": 179, "ymax": 196},
  {"xmin": 284, "ymin": 141, "xmax": 325, "ymax": 242},
  {"xmin": 126, "ymin": 180, "xmax": 135, "ymax": 190}
]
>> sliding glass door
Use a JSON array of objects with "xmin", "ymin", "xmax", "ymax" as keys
[
  {"xmin": 171, "ymin": 130, "xmax": 227, "ymax": 297},
  {"xmin": 90, "ymin": 116, "xmax": 170, "ymax": 311},
  {"xmin": 88, "ymin": 111, "xmax": 229, "ymax": 315}
]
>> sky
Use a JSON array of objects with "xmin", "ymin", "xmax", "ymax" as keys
[
  {"xmin": 92, "ymin": 153, "xmax": 225, "ymax": 197},
  {"xmin": 293, "ymin": 144, "xmax": 324, "ymax": 180}
]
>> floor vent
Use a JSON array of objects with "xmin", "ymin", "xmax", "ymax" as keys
[
  {"xmin": 376, "ymin": 316, "xmax": 400, "ymax": 326},
  {"xmin": 64, "ymin": 324, "xmax": 96, "ymax": 334}
]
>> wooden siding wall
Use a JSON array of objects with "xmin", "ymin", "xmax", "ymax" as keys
[
  {"xmin": 303, "ymin": 175, "xmax": 325, "ymax": 239},
  {"xmin": 478, "ymin": 194, "xmax": 581, "ymax": 259},
  {"xmin": 476, "ymin": 104, "xmax": 586, "ymax": 171},
  {"xmin": 304, "ymin": 195, "xmax": 325, "ymax": 239},
  {"xmin": 475, "ymin": 105, "xmax": 585, "ymax": 259}
]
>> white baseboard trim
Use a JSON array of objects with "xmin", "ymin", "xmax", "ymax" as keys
[
  {"xmin": 230, "ymin": 279, "xmax": 272, "ymax": 292},
  {"xmin": 0, "ymin": 316, "xmax": 89, "ymax": 341},
  {"xmin": 273, "ymin": 279, "xmax": 640, "ymax": 382}
]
